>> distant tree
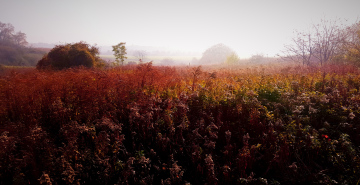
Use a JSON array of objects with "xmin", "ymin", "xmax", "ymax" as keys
[
  {"xmin": 13, "ymin": 31, "xmax": 28, "ymax": 46},
  {"xmin": 282, "ymin": 30, "xmax": 314, "ymax": 66},
  {"xmin": 199, "ymin": 43, "xmax": 234, "ymax": 65},
  {"xmin": 0, "ymin": 22, "xmax": 27, "ymax": 47},
  {"xmin": 160, "ymin": 57, "xmax": 174, "ymax": 65},
  {"xmin": 225, "ymin": 52, "xmax": 240, "ymax": 65},
  {"xmin": 134, "ymin": 50, "xmax": 147, "ymax": 62},
  {"xmin": 36, "ymin": 41, "xmax": 102, "ymax": 70},
  {"xmin": 250, "ymin": 54, "xmax": 265, "ymax": 64},
  {"xmin": 282, "ymin": 18, "xmax": 348, "ymax": 66},
  {"xmin": 112, "ymin": 42, "xmax": 127, "ymax": 65},
  {"xmin": 312, "ymin": 19, "xmax": 347, "ymax": 65},
  {"xmin": 0, "ymin": 22, "xmax": 44, "ymax": 66},
  {"xmin": 337, "ymin": 21, "xmax": 360, "ymax": 65},
  {"xmin": 190, "ymin": 57, "xmax": 198, "ymax": 66},
  {"xmin": 127, "ymin": 61, "xmax": 137, "ymax": 65},
  {"xmin": 0, "ymin": 22, "xmax": 15, "ymax": 46}
]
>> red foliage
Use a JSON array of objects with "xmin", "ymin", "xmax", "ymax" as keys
[{"xmin": 1, "ymin": 63, "xmax": 360, "ymax": 184}]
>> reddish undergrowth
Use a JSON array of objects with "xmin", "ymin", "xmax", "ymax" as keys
[{"xmin": 1, "ymin": 63, "xmax": 360, "ymax": 184}]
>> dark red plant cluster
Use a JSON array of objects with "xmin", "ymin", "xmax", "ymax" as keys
[{"xmin": 1, "ymin": 63, "xmax": 360, "ymax": 184}]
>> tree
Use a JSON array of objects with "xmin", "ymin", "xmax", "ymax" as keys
[
  {"xmin": 312, "ymin": 19, "xmax": 347, "ymax": 65},
  {"xmin": 250, "ymin": 54, "xmax": 265, "ymax": 64},
  {"xmin": 133, "ymin": 50, "xmax": 147, "ymax": 62},
  {"xmin": 36, "ymin": 41, "xmax": 102, "ymax": 70},
  {"xmin": 334, "ymin": 21, "xmax": 360, "ymax": 65},
  {"xmin": 112, "ymin": 42, "xmax": 127, "ymax": 65},
  {"xmin": 0, "ymin": 22, "xmax": 45, "ymax": 66},
  {"xmin": 0, "ymin": 22, "xmax": 15, "ymax": 46},
  {"xmin": 160, "ymin": 57, "xmax": 174, "ymax": 65},
  {"xmin": 225, "ymin": 52, "xmax": 240, "ymax": 65},
  {"xmin": 199, "ymin": 43, "xmax": 235, "ymax": 65},
  {"xmin": 0, "ymin": 22, "xmax": 27, "ymax": 47},
  {"xmin": 282, "ymin": 18, "xmax": 348, "ymax": 66},
  {"xmin": 282, "ymin": 30, "xmax": 314, "ymax": 66},
  {"xmin": 13, "ymin": 31, "xmax": 28, "ymax": 46}
]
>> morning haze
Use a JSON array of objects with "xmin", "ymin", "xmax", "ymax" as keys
[
  {"xmin": 1, "ymin": 0, "xmax": 359, "ymax": 59},
  {"xmin": 3, "ymin": 1, "xmax": 360, "ymax": 184}
]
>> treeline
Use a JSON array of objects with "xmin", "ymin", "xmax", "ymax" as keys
[{"xmin": 0, "ymin": 22, "xmax": 47, "ymax": 66}]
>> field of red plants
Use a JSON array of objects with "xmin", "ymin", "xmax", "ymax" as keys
[{"xmin": 1, "ymin": 63, "xmax": 360, "ymax": 184}]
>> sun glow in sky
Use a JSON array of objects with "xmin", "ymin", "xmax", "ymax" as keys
[{"xmin": 1, "ymin": 0, "xmax": 359, "ymax": 58}]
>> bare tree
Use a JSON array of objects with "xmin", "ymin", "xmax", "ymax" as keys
[
  {"xmin": 312, "ymin": 19, "xmax": 347, "ymax": 65},
  {"xmin": 133, "ymin": 50, "xmax": 147, "ymax": 62},
  {"xmin": 282, "ymin": 18, "xmax": 348, "ymax": 66},
  {"xmin": 282, "ymin": 30, "xmax": 314, "ymax": 66}
]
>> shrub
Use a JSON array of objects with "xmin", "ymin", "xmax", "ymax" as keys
[
  {"xmin": 1, "ymin": 64, "xmax": 360, "ymax": 184},
  {"xmin": 36, "ymin": 41, "xmax": 102, "ymax": 70}
]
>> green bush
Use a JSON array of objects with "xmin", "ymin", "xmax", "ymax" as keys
[{"xmin": 36, "ymin": 41, "xmax": 102, "ymax": 70}]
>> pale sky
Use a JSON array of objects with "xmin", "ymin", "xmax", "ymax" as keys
[{"xmin": 1, "ymin": 0, "xmax": 359, "ymax": 58}]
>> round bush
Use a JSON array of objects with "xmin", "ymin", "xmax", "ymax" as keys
[{"xmin": 36, "ymin": 42, "xmax": 101, "ymax": 70}]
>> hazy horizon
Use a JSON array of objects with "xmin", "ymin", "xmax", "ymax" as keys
[{"xmin": 1, "ymin": 0, "xmax": 360, "ymax": 58}]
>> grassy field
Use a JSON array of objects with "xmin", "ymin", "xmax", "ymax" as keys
[{"xmin": 1, "ymin": 63, "xmax": 360, "ymax": 184}]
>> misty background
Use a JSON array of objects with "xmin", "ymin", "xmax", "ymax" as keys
[{"xmin": 1, "ymin": 0, "xmax": 360, "ymax": 64}]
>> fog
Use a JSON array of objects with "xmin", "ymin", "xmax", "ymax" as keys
[{"xmin": 1, "ymin": 0, "xmax": 359, "ymax": 59}]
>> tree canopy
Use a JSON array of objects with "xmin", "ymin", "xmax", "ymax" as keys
[
  {"xmin": 199, "ymin": 43, "xmax": 235, "ymax": 65},
  {"xmin": 0, "ymin": 21, "xmax": 45, "ymax": 66},
  {"xmin": 0, "ymin": 22, "xmax": 28, "ymax": 47},
  {"xmin": 225, "ymin": 52, "xmax": 240, "ymax": 65},
  {"xmin": 112, "ymin": 42, "xmax": 127, "ymax": 65},
  {"xmin": 339, "ymin": 22, "xmax": 360, "ymax": 66},
  {"xmin": 36, "ymin": 42, "xmax": 102, "ymax": 70}
]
